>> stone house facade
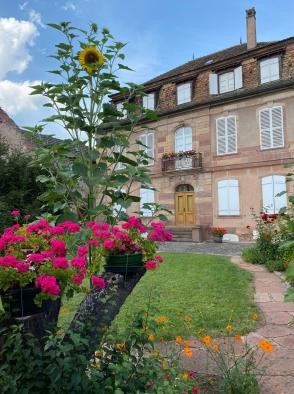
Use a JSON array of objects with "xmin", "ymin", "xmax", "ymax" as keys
[{"xmin": 113, "ymin": 8, "xmax": 294, "ymax": 241}]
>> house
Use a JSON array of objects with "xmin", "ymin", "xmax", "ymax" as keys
[{"xmin": 112, "ymin": 8, "xmax": 294, "ymax": 241}]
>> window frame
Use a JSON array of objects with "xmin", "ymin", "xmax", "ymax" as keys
[
  {"xmin": 140, "ymin": 188, "xmax": 155, "ymax": 217},
  {"xmin": 139, "ymin": 132, "xmax": 155, "ymax": 167},
  {"xmin": 217, "ymin": 179, "xmax": 240, "ymax": 216},
  {"xmin": 176, "ymin": 82, "xmax": 192, "ymax": 105},
  {"xmin": 218, "ymin": 71, "xmax": 235, "ymax": 94},
  {"xmin": 142, "ymin": 92, "xmax": 155, "ymax": 110},
  {"xmin": 260, "ymin": 56, "xmax": 280, "ymax": 84},
  {"xmin": 259, "ymin": 105, "xmax": 284, "ymax": 150},
  {"xmin": 216, "ymin": 115, "xmax": 238, "ymax": 156},
  {"xmin": 261, "ymin": 175, "xmax": 287, "ymax": 214}
]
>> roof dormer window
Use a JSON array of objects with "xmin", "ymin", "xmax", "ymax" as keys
[
  {"xmin": 209, "ymin": 66, "xmax": 243, "ymax": 95},
  {"xmin": 177, "ymin": 82, "xmax": 191, "ymax": 105},
  {"xmin": 260, "ymin": 57, "xmax": 280, "ymax": 84},
  {"xmin": 143, "ymin": 92, "xmax": 155, "ymax": 110}
]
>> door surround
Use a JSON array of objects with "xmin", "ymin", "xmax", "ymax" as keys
[{"xmin": 175, "ymin": 184, "xmax": 195, "ymax": 226}]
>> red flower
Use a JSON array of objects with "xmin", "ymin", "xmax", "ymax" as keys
[
  {"xmin": 92, "ymin": 275, "xmax": 106, "ymax": 289},
  {"xmin": 145, "ymin": 261, "xmax": 157, "ymax": 270},
  {"xmin": 36, "ymin": 274, "xmax": 60, "ymax": 296}
]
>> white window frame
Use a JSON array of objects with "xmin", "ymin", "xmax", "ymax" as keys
[
  {"xmin": 140, "ymin": 188, "xmax": 155, "ymax": 217},
  {"xmin": 261, "ymin": 175, "xmax": 287, "ymax": 214},
  {"xmin": 216, "ymin": 115, "xmax": 237, "ymax": 155},
  {"xmin": 116, "ymin": 102, "xmax": 127, "ymax": 119},
  {"xmin": 175, "ymin": 127, "xmax": 192, "ymax": 152},
  {"xmin": 139, "ymin": 132, "xmax": 154, "ymax": 166},
  {"xmin": 210, "ymin": 66, "xmax": 242, "ymax": 95},
  {"xmin": 260, "ymin": 57, "xmax": 280, "ymax": 84},
  {"xmin": 259, "ymin": 106, "xmax": 284, "ymax": 150},
  {"xmin": 143, "ymin": 92, "xmax": 155, "ymax": 110},
  {"xmin": 177, "ymin": 82, "xmax": 191, "ymax": 105},
  {"xmin": 217, "ymin": 179, "xmax": 240, "ymax": 216},
  {"xmin": 219, "ymin": 71, "xmax": 235, "ymax": 93}
]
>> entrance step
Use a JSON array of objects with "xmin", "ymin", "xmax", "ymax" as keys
[{"xmin": 166, "ymin": 227, "xmax": 193, "ymax": 242}]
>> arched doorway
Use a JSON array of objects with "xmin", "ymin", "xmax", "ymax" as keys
[{"xmin": 175, "ymin": 184, "xmax": 195, "ymax": 226}]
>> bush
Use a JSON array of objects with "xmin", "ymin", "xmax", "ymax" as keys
[
  {"xmin": 265, "ymin": 259, "xmax": 285, "ymax": 272},
  {"xmin": 241, "ymin": 246, "xmax": 263, "ymax": 264}
]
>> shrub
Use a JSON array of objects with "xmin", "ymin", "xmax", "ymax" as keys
[
  {"xmin": 265, "ymin": 259, "xmax": 285, "ymax": 272},
  {"xmin": 241, "ymin": 246, "xmax": 263, "ymax": 264}
]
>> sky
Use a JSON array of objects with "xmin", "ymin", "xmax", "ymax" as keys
[{"xmin": 0, "ymin": 0, "xmax": 294, "ymax": 138}]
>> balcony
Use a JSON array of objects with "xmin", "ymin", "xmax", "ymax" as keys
[{"xmin": 161, "ymin": 152, "xmax": 203, "ymax": 172}]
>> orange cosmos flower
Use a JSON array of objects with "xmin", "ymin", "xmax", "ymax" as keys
[
  {"xmin": 235, "ymin": 334, "xmax": 242, "ymax": 342},
  {"xmin": 155, "ymin": 316, "xmax": 168, "ymax": 324},
  {"xmin": 116, "ymin": 343, "xmax": 126, "ymax": 352},
  {"xmin": 176, "ymin": 336, "xmax": 183, "ymax": 344},
  {"xmin": 183, "ymin": 347, "xmax": 193, "ymax": 357},
  {"xmin": 212, "ymin": 344, "xmax": 219, "ymax": 351},
  {"xmin": 258, "ymin": 339, "xmax": 273, "ymax": 353},
  {"xmin": 252, "ymin": 312, "xmax": 258, "ymax": 321},
  {"xmin": 148, "ymin": 334, "xmax": 155, "ymax": 342},
  {"xmin": 182, "ymin": 372, "xmax": 189, "ymax": 380},
  {"xmin": 202, "ymin": 336, "xmax": 212, "ymax": 346}
]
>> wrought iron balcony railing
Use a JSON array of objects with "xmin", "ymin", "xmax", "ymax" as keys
[{"xmin": 161, "ymin": 153, "xmax": 203, "ymax": 172}]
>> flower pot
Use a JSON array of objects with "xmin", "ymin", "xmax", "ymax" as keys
[
  {"xmin": 104, "ymin": 254, "xmax": 143, "ymax": 274},
  {"xmin": 0, "ymin": 285, "xmax": 60, "ymax": 319},
  {"xmin": 213, "ymin": 235, "xmax": 223, "ymax": 243}
]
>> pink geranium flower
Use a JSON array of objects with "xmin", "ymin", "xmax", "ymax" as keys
[
  {"xmin": 50, "ymin": 239, "xmax": 66, "ymax": 257},
  {"xmin": 88, "ymin": 239, "xmax": 99, "ymax": 247},
  {"xmin": 11, "ymin": 210, "xmax": 20, "ymax": 216},
  {"xmin": 78, "ymin": 246, "xmax": 88, "ymax": 256},
  {"xmin": 145, "ymin": 261, "xmax": 157, "ymax": 270},
  {"xmin": 36, "ymin": 274, "xmax": 60, "ymax": 296},
  {"xmin": 24, "ymin": 214, "xmax": 31, "ymax": 221},
  {"xmin": 155, "ymin": 255, "xmax": 164, "ymax": 263},
  {"xmin": 71, "ymin": 256, "xmax": 87, "ymax": 267},
  {"xmin": 73, "ymin": 274, "xmax": 83, "ymax": 285},
  {"xmin": 103, "ymin": 239, "xmax": 115, "ymax": 250},
  {"xmin": 53, "ymin": 257, "xmax": 69, "ymax": 269},
  {"xmin": 16, "ymin": 262, "xmax": 30, "ymax": 272},
  {"xmin": 92, "ymin": 275, "xmax": 106, "ymax": 289}
]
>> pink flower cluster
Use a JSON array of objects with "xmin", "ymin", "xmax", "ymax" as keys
[
  {"xmin": 148, "ymin": 222, "xmax": 173, "ymax": 242},
  {"xmin": 121, "ymin": 216, "xmax": 147, "ymax": 233},
  {"xmin": 0, "ymin": 255, "xmax": 29, "ymax": 272},
  {"xmin": 36, "ymin": 274, "xmax": 60, "ymax": 296},
  {"xmin": 92, "ymin": 275, "xmax": 106, "ymax": 289},
  {"xmin": 26, "ymin": 219, "xmax": 80, "ymax": 235}
]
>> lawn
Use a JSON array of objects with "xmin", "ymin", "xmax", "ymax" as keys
[{"xmin": 59, "ymin": 252, "xmax": 258, "ymax": 339}]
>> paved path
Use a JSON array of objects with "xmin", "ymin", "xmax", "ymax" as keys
[
  {"xmin": 159, "ymin": 241, "xmax": 253, "ymax": 256},
  {"xmin": 173, "ymin": 256, "xmax": 294, "ymax": 393}
]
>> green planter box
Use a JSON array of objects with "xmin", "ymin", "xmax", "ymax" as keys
[{"xmin": 104, "ymin": 254, "xmax": 143, "ymax": 274}]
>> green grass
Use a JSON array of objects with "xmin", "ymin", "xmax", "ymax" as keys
[{"xmin": 111, "ymin": 253, "xmax": 258, "ymax": 339}]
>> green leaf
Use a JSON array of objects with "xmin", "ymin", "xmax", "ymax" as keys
[
  {"xmin": 285, "ymin": 287, "xmax": 294, "ymax": 302},
  {"xmin": 47, "ymin": 23, "xmax": 63, "ymax": 31},
  {"xmin": 56, "ymin": 211, "xmax": 79, "ymax": 223},
  {"xmin": 36, "ymin": 175, "xmax": 51, "ymax": 183},
  {"xmin": 72, "ymin": 162, "xmax": 88, "ymax": 178}
]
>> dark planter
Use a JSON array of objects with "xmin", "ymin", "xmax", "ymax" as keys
[
  {"xmin": 213, "ymin": 235, "xmax": 223, "ymax": 243},
  {"xmin": 105, "ymin": 254, "xmax": 143, "ymax": 274},
  {"xmin": 1, "ymin": 286, "xmax": 60, "ymax": 321}
]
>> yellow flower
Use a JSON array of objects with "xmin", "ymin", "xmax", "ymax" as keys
[
  {"xmin": 182, "ymin": 372, "xmax": 189, "ymax": 380},
  {"xmin": 78, "ymin": 46, "xmax": 104, "ymax": 73},
  {"xmin": 226, "ymin": 325, "xmax": 233, "ymax": 332},
  {"xmin": 183, "ymin": 347, "xmax": 193, "ymax": 357},
  {"xmin": 212, "ymin": 344, "xmax": 219, "ymax": 351},
  {"xmin": 202, "ymin": 335, "xmax": 212, "ymax": 346},
  {"xmin": 148, "ymin": 334, "xmax": 155, "ymax": 342},
  {"xmin": 252, "ymin": 312, "xmax": 258, "ymax": 321},
  {"xmin": 183, "ymin": 315, "xmax": 192, "ymax": 321},
  {"xmin": 258, "ymin": 339, "xmax": 273, "ymax": 353},
  {"xmin": 155, "ymin": 316, "xmax": 168, "ymax": 324},
  {"xmin": 116, "ymin": 343, "xmax": 126, "ymax": 352},
  {"xmin": 176, "ymin": 336, "xmax": 183, "ymax": 344},
  {"xmin": 235, "ymin": 334, "xmax": 242, "ymax": 342}
]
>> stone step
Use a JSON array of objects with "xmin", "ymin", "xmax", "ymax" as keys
[{"xmin": 171, "ymin": 237, "xmax": 193, "ymax": 242}]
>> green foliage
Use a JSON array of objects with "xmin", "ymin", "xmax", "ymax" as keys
[
  {"xmin": 265, "ymin": 259, "xmax": 285, "ymax": 272},
  {"xmin": 0, "ymin": 138, "xmax": 46, "ymax": 233},
  {"xmin": 241, "ymin": 246, "xmax": 263, "ymax": 264}
]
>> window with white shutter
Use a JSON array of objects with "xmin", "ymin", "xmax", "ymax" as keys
[
  {"xmin": 139, "ymin": 132, "xmax": 154, "ymax": 166},
  {"xmin": 219, "ymin": 71, "xmax": 235, "ymax": 93},
  {"xmin": 143, "ymin": 93, "xmax": 155, "ymax": 110},
  {"xmin": 209, "ymin": 66, "xmax": 243, "ymax": 95},
  {"xmin": 177, "ymin": 82, "xmax": 191, "ymax": 105},
  {"xmin": 259, "ymin": 106, "xmax": 284, "ymax": 149},
  {"xmin": 217, "ymin": 179, "xmax": 240, "ymax": 216},
  {"xmin": 262, "ymin": 175, "xmax": 287, "ymax": 213},
  {"xmin": 216, "ymin": 115, "xmax": 237, "ymax": 155},
  {"xmin": 116, "ymin": 102, "xmax": 127, "ymax": 119},
  {"xmin": 260, "ymin": 57, "xmax": 280, "ymax": 84},
  {"xmin": 140, "ymin": 188, "xmax": 155, "ymax": 217}
]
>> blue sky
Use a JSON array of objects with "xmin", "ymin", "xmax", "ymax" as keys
[{"xmin": 0, "ymin": 0, "xmax": 294, "ymax": 137}]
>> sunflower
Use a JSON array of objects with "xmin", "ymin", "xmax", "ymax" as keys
[{"xmin": 78, "ymin": 46, "xmax": 104, "ymax": 73}]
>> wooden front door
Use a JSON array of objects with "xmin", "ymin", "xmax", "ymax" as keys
[{"xmin": 175, "ymin": 192, "xmax": 195, "ymax": 226}]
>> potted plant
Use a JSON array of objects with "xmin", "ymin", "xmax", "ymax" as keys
[
  {"xmin": 211, "ymin": 227, "xmax": 226, "ymax": 243},
  {"xmin": 0, "ymin": 217, "xmax": 87, "ymax": 319},
  {"xmin": 87, "ymin": 216, "xmax": 172, "ymax": 275}
]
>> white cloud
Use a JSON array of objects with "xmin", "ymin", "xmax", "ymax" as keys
[
  {"xmin": 62, "ymin": 2, "xmax": 76, "ymax": 12},
  {"xmin": 0, "ymin": 80, "xmax": 45, "ymax": 116},
  {"xmin": 29, "ymin": 9, "xmax": 45, "ymax": 29},
  {"xmin": 0, "ymin": 17, "xmax": 38, "ymax": 79}
]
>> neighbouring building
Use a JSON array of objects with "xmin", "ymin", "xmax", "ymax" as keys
[{"xmin": 113, "ymin": 8, "xmax": 294, "ymax": 241}]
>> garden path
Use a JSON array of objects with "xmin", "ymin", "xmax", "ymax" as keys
[
  {"xmin": 177, "ymin": 256, "xmax": 294, "ymax": 394},
  {"xmin": 159, "ymin": 241, "xmax": 253, "ymax": 256}
]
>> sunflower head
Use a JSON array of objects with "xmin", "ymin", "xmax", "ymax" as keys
[{"xmin": 78, "ymin": 46, "xmax": 104, "ymax": 74}]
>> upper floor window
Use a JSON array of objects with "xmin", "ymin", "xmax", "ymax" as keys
[
  {"xmin": 216, "ymin": 115, "xmax": 237, "ymax": 155},
  {"xmin": 175, "ymin": 127, "xmax": 192, "ymax": 152},
  {"xmin": 262, "ymin": 175, "xmax": 287, "ymax": 213},
  {"xmin": 260, "ymin": 57, "xmax": 279, "ymax": 84},
  {"xmin": 177, "ymin": 82, "xmax": 191, "ymax": 105},
  {"xmin": 116, "ymin": 102, "xmax": 127, "ymax": 119},
  {"xmin": 209, "ymin": 66, "xmax": 243, "ymax": 95},
  {"xmin": 140, "ymin": 188, "xmax": 155, "ymax": 217},
  {"xmin": 139, "ymin": 132, "xmax": 154, "ymax": 166},
  {"xmin": 259, "ymin": 106, "xmax": 284, "ymax": 150},
  {"xmin": 143, "ymin": 92, "xmax": 155, "ymax": 110},
  {"xmin": 217, "ymin": 179, "xmax": 240, "ymax": 216}
]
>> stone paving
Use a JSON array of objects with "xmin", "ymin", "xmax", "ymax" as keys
[
  {"xmin": 159, "ymin": 241, "xmax": 253, "ymax": 256},
  {"xmin": 172, "ymin": 256, "xmax": 294, "ymax": 393}
]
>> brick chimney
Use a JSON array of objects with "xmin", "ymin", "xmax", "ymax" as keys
[{"xmin": 246, "ymin": 7, "xmax": 257, "ymax": 49}]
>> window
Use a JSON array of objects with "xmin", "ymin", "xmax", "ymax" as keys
[
  {"xmin": 216, "ymin": 115, "xmax": 237, "ymax": 155},
  {"xmin": 113, "ymin": 145, "xmax": 125, "ymax": 170},
  {"xmin": 209, "ymin": 66, "xmax": 242, "ymax": 95},
  {"xmin": 116, "ymin": 102, "xmax": 127, "ymax": 119},
  {"xmin": 217, "ymin": 179, "xmax": 240, "ymax": 216},
  {"xmin": 177, "ymin": 82, "xmax": 191, "ymax": 105},
  {"xmin": 259, "ymin": 106, "xmax": 284, "ymax": 149},
  {"xmin": 113, "ymin": 189, "xmax": 127, "ymax": 216},
  {"xmin": 139, "ymin": 132, "xmax": 154, "ymax": 166},
  {"xmin": 262, "ymin": 175, "xmax": 287, "ymax": 213},
  {"xmin": 175, "ymin": 127, "xmax": 192, "ymax": 152},
  {"xmin": 140, "ymin": 188, "xmax": 155, "ymax": 217},
  {"xmin": 260, "ymin": 57, "xmax": 279, "ymax": 84},
  {"xmin": 143, "ymin": 93, "xmax": 155, "ymax": 110}
]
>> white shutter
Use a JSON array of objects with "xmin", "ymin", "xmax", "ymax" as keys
[
  {"xmin": 259, "ymin": 108, "xmax": 272, "ymax": 149},
  {"xmin": 227, "ymin": 116, "xmax": 237, "ymax": 153},
  {"xmin": 216, "ymin": 118, "xmax": 227, "ymax": 155},
  {"xmin": 209, "ymin": 73, "xmax": 218, "ymax": 95},
  {"xmin": 218, "ymin": 179, "xmax": 240, "ymax": 215},
  {"xmin": 234, "ymin": 66, "xmax": 243, "ymax": 89},
  {"xmin": 272, "ymin": 106, "xmax": 284, "ymax": 148},
  {"xmin": 140, "ymin": 188, "xmax": 155, "ymax": 216}
]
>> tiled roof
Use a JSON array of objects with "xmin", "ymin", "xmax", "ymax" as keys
[{"xmin": 144, "ymin": 42, "xmax": 274, "ymax": 85}]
